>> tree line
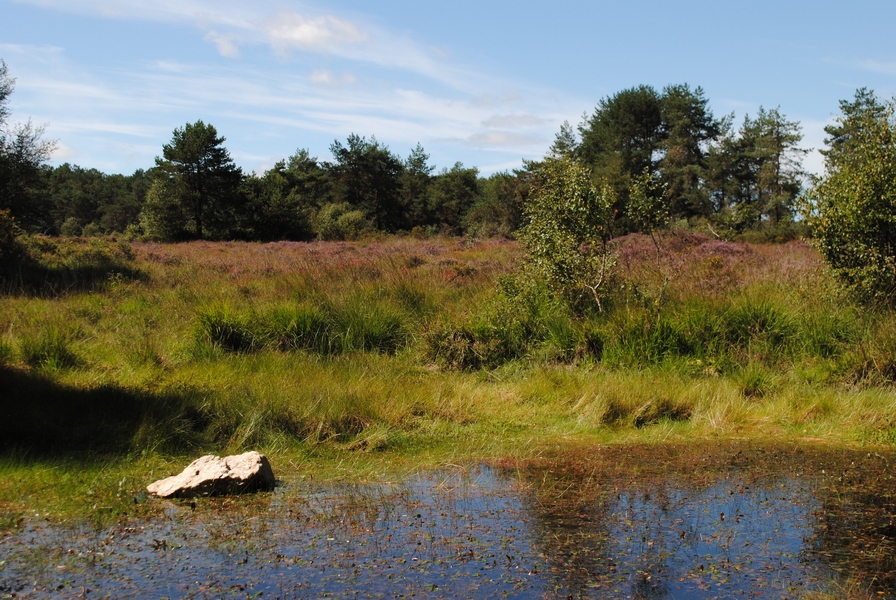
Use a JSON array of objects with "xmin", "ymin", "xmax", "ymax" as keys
[{"xmin": 0, "ymin": 58, "xmax": 814, "ymax": 243}]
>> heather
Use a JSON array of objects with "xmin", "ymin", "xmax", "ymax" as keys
[{"xmin": 3, "ymin": 231, "xmax": 896, "ymax": 524}]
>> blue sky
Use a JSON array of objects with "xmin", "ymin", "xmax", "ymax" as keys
[{"xmin": 1, "ymin": 0, "xmax": 894, "ymax": 176}]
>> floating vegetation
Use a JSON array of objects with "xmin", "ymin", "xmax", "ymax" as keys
[{"xmin": 1, "ymin": 443, "xmax": 894, "ymax": 598}]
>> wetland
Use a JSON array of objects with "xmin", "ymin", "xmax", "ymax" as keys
[
  {"xmin": 2, "ymin": 443, "xmax": 895, "ymax": 599},
  {"xmin": 4, "ymin": 237, "xmax": 896, "ymax": 598}
]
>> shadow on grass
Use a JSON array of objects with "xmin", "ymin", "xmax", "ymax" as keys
[
  {"xmin": 0, "ymin": 364, "xmax": 207, "ymax": 458},
  {"xmin": 0, "ymin": 260, "xmax": 146, "ymax": 298}
]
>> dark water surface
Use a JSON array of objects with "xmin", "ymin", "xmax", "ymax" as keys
[{"xmin": 2, "ymin": 443, "xmax": 895, "ymax": 598}]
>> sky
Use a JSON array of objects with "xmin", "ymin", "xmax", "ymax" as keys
[{"xmin": 1, "ymin": 0, "xmax": 894, "ymax": 177}]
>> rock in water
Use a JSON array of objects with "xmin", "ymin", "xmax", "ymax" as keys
[{"xmin": 146, "ymin": 451, "xmax": 275, "ymax": 498}]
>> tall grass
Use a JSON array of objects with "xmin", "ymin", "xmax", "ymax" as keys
[{"xmin": 2, "ymin": 232, "xmax": 896, "ymax": 466}]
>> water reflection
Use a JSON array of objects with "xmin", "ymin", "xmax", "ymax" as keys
[{"xmin": 1, "ymin": 443, "xmax": 894, "ymax": 598}]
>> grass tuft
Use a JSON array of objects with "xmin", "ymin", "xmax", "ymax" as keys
[{"xmin": 19, "ymin": 326, "xmax": 80, "ymax": 369}]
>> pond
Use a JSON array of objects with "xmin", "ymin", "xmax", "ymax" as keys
[{"xmin": 2, "ymin": 443, "xmax": 895, "ymax": 598}]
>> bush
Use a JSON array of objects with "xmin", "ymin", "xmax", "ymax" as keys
[
  {"xmin": 315, "ymin": 203, "xmax": 371, "ymax": 241},
  {"xmin": 517, "ymin": 157, "xmax": 616, "ymax": 313},
  {"xmin": 424, "ymin": 278, "xmax": 601, "ymax": 370},
  {"xmin": 808, "ymin": 92, "xmax": 896, "ymax": 304},
  {"xmin": 139, "ymin": 178, "xmax": 190, "ymax": 241},
  {"xmin": 0, "ymin": 208, "xmax": 23, "ymax": 264},
  {"xmin": 59, "ymin": 217, "xmax": 82, "ymax": 237}
]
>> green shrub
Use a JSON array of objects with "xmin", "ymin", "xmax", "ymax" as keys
[
  {"xmin": 315, "ymin": 203, "xmax": 371, "ymax": 241},
  {"xmin": 139, "ymin": 178, "xmax": 189, "ymax": 241},
  {"xmin": 0, "ymin": 209, "xmax": 24, "ymax": 265},
  {"xmin": 808, "ymin": 92, "xmax": 896, "ymax": 304},
  {"xmin": 517, "ymin": 157, "xmax": 616, "ymax": 313},
  {"xmin": 59, "ymin": 217, "xmax": 82, "ymax": 237}
]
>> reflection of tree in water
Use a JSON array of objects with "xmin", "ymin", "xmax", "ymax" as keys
[
  {"xmin": 511, "ymin": 444, "xmax": 896, "ymax": 599},
  {"xmin": 802, "ymin": 451, "xmax": 896, "ymax": 595}
]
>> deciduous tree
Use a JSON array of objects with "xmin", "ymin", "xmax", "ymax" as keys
[
  {"xmin": 0, "ymin": 59, "xmax": 56, "ymax": 232},
  {"xmin": 808, "ymin": 90, "xmax": 896, "ymax": 304},
  {"xmin": 519, "ymin": 157, "xmax": 615, "ymax": 312}
]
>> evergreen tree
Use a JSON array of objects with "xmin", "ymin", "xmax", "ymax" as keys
[
  {"xmin": 658, "ymin": 84, "xmax": 726, "ymax": 219},
  {"xmin": 548, "ymin": 121, "xmax": 578, "ymax": 158},
  {"xmin": 577, "ymin": 85, "xmax": 663, "ymax": 230},
  {"xmin": 328, "ymin": 134, "xmax": 404, "ymax": 231},
  {"xmin": 152, "ymin": 120, "xmax": 243, "ymax": 239},
  {"xmin": 399, "ymin": 143, "xmax": 434, "ymax": 228},
  {"xmin": 426, "ymin": 163, "xmax": 481, "ymax": 232},
  {"xmin": 823, "ymin": 88, "xmax": 887, "ymax": 156}
]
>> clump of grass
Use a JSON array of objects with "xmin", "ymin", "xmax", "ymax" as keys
[
  {"xmin": 0, "ymin": 337, "xmax": 13, "ymax": 365},
  {"xmin": 196, "ymin": 304, "xmax": 262, "ymax": 353},
  {"xmin": 424, "ymin": 277, "xmax": 603, "ymax": 370},
  {"xmin": 572, "ymin": 376, "xmax": 695, "ymax": 428},
  {"xmin": 196, "ymin": 296, "xmax": 410, "ymax": 356},
  {"xmin": 734, "ymin": 362, "xmax": 775, "ymax": 398},
  {"xmin": 19, "ymin": 326, "xmax": 80, "ymax": 369}
]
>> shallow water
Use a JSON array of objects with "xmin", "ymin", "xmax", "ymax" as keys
[{"xmin": 2, "ymin": 443, "xmax": 895, "ymax": 598}]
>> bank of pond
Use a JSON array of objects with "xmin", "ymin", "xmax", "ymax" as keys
[{"xmin": 1, "ymin": 442, "xmax": 894, "ymax": 599}]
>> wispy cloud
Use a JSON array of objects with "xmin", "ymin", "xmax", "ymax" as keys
[
  {"xmin": 855, "ymin": 59, "xmax": 896, "ymax": 76},
  {"xmin": 3, "ymin": 5, "xmax": 588, "ymax": 173},
  {"xmin": 482, "ymin": 114, "xmax": 546, "ymax": 128},
  {"xmin": 9, "ymin": 0, "xmax": 481, "ymax": 91},
  {"xmin": 309, "ymin": 69, "xmax": 357, "ymax": 89},
  {"xmin": 462, "ymin": 131, "xmax": 545, "ymax": 149},
  {"xmin": 469, "ymin": 92, "xmax": 523, "ymax": 108}
]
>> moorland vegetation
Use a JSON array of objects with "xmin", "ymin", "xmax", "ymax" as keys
[{"xmin": 3, "ymin": 54, "xmax": 896, "ymax": 522}]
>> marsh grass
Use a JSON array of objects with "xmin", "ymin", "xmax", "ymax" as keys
[{"xmin": 3, "ymin": 233, "xmax": 896, "ymax": 521}]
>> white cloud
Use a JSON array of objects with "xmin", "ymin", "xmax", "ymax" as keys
[
  {"xmin": 51, "ymin": 141, "xmax": 77, "ymax": 160},
  {"xmin": 9, "ymin": 0, "xmax": 488, "ymax": 91},
  {"xmin": 203, "ymin": 30, "xmax": 240, "ymax": 58},
  {"xmin": 478, "ymin": 158, "xmax": 530, "ymax": 175},
  {"xmin": 3, "ymin": 7, "xmax": 586, "ymax": 173},
  {"xmin": 798, "ymin": 117, "xmax": 831, "ymax": 176},
  {"xmin": 263, "ymin": 12, "xmax": 369, "ymax": 55}
]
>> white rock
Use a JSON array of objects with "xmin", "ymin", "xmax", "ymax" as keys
[{"xmin": 146, "ymin": 451, "xmax": 275, "ymax": 498}]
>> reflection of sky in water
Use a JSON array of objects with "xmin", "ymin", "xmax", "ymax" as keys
[
  {"xmin": 590, "ymin": 479, "xmax": 822, "ymax": 597},
  {"xmin": 0, "ymin": 462, "xmax": 888, "ymax": 598}
]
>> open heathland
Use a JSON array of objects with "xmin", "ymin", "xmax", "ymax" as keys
[{"xmin": 1, "ymin": 233, "xmax": 896, "ymax": 523}]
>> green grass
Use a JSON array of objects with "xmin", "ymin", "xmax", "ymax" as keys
[{"xmin": 2, "ymin": 233, "xmax": 896, "ymax": 522}]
